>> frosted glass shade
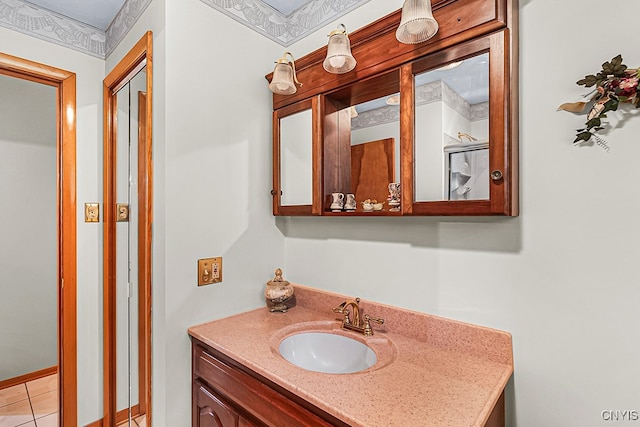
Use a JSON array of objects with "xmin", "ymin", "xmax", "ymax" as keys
[
  {"xmin": 396, "ymin": 0, "xmax": 439, "ymax": 44},
  {"xmin": 323, "ymin": 32, "xmax": 356, "ymax": 74},
  {"xmin": 269, "ymin": 63, "xmax": 297, "ymax": 95}
]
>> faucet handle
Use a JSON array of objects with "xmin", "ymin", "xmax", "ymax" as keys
[
  {"xmin": 363, "ymin": 314, "xmax": 384, "ymax": 336},
  {"xmin": 332, "ymin": 301, "xmax": 347, "ymax": 314}
]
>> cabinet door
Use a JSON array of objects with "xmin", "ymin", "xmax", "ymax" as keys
[
  {"xmin": 196, "ymin": 383, "xmax": 240, "ymax": 427},
  {"xmin": 272, "ymin": 96, "xmax": 322, "ymax": 215}
]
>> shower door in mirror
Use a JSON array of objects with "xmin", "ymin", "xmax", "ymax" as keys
[{"xmin": 413, "ymin": 52, "xmax": 489, "ymax": 202}]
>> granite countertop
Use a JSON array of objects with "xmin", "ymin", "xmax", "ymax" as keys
[{"xmin": 188, "ymin": 284, "xmax": 513, "ymax": 427}]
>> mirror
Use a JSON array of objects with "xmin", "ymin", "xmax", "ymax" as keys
[
  {"xmin": 115, "ymin": 66, "xmax": 146, "ymax": 423},
  {"xmin": 104, "ymin": 31, "xmax": 152, "ymax": 427},
  {"xmin": 323, "ymin": 70, "xmax": 401, "ymax": 213},
  {"xmin": 351, "ymin": 94, "xmax": 400, "ymax": 208},
  {"xmin": 407, "ymin": 30, "xmax": 515, "ymax": 215},
  {"xmin": 273, "ymin": 96, "xmax": 321, "ymax": 215},
  {"xmin": 414, "ymin": 52, "xmax": 489, "ymax": 201},
  {"xmin": 280, "ymin": 108, "xmax": 313, "ymax": 206}
]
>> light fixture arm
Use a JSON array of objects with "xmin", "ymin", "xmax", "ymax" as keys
[
  {"xmin": 328, "ymin": 23, "xmax": 348, "ymax": 37},
  {"xmin": 275, "ymin": 52, "xmax": 302, "ymax": 87}
]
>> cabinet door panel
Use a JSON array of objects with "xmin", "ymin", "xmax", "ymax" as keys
[{"xmin": 196, "ymin": 383, "xmax": 239, "ymax": 427}]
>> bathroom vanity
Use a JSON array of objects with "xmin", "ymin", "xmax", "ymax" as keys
[{"xmin": 189, "ymin": 285, "xmax": 513, "ymax": 426}]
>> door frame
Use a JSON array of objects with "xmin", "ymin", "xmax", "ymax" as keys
[
  {"xmin": 103, "ymin": 31, "xmax": 153, "ymax": 426},
  {"xmin": 0, "ymin": 52, "xmax": 77, "ymax": 427}
]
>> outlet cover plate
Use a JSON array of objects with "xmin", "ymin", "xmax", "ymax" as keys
[{"xmin": 198, "ymin": 257, "xmax": 222, "ymax": 286}]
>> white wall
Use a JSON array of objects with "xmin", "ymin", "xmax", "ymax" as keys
[
  {"xmin": 0, "ymin": 25, "xmax": 105, "ymax": 424},
  {"xmin": 158, "ymin": 0, "xmax": 286, "ymax": 423},
  {"xmin": 4, "ymin": 0, "xmax": 639, "ymax": 425},
  {"xmin": 281, "ymin": 1, "xmax": 640, "ymax": 426},
  {"xmin": 0, "ymin": 76, "xmax": 57, "ymax": 380},
  {"xmin": 105, "ymin": 0, "xmax": 286, "ymax": 424}
]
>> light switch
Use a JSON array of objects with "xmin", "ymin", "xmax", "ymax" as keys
[
  {"xmin": 85, "ymin": 203, "xmax": 99, "ymax": 222},
  {"xmin": 198, "ymin": 257, "xmax": 222, "ymax": 286}
]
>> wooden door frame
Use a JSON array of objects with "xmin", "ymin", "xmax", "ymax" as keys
[
  {"xmin": 103, "ymin": 31, "xmax": 153, "ymax": 426},
  {"xmin": 0, "ymin": 53, "xmax": 77, "ymax": 427}
]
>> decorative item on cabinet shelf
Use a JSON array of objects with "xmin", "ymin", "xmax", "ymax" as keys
[
  {"xmin": 330, "ymin": 192, "xmax": 345, "ymax": 212},
  {"xmin": 265, "ymin": 268, "xmax": 296, "ymax": 313},
  {"xmin": 387, "ymin": 183, "xmax": 401, "ymax": 212},
  {"xmin": 268, "ymin": 52, "xmax": 302, "ymax": 95},
  {"xmin": 344, "ymin": 193, "xmax": 356, "ymax": 211},
  {"xmin": 558, "ymin": 54, "xmax": 639, "ymax": 145},
  {"xmin": 362, "ymin": 199, "xmax": 384, "ymax": 212}
]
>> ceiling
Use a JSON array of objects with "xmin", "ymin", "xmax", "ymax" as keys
[{"xmin": 26, "ymin": 0, "xmax": 126, "ymax": 30}]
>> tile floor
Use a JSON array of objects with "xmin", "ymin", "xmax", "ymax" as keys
[
  {"xmin": 0, "ymin": 374, "xmax": 58, "ymax": 427},
  {"xmin": 0, "ymin": 373, "xmax": 147, "ymax": 427},
  {"xmin": 124, "ymin": 414, "xmax": 146, "ymax": 427}
]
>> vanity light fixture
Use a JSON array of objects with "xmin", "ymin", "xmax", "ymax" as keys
[
  {"xmin": 323, "ymin": 24, "xmax": 357, "ymax": 74},
  {"xmin": 268, "ymin": 51, "xmax": 302, "ymax": 95},
  {"xmin": 438, "ymin": 60, "xmax": 463, "ymax": 71},
  {"xmin": 386, "ymin": 95, "xmax": 400, "ymax": 105},
  {"xmin": 396, "ymin": 0, "xmax": 439, "ymax": 44}
]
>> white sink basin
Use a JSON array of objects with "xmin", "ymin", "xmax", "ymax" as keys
[{"xmin": 278, "ymin": 332, "xmax": 376, "ymax": 374}]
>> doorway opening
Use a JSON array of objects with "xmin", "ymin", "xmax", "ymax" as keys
[{"xmin": 0, "ymin": 52, "xmax": 77, "ymax": 427}]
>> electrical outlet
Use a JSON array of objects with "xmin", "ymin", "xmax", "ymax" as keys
[{"xmin": 198, "ymin": 257, "xmax": 222, "ymax": 286}]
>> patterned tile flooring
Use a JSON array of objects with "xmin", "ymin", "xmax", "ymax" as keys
[
  {"xmin": 0, "ymin": 373, "xmax": 147, "ymax": 427},
  {"xmin": 0, "ymin": 374, "xmax": 58, "ymax": 427}
]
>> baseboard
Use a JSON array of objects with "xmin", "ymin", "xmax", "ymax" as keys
[
  {"xmin": 0, "ymin": 366, "xmax": 57, "ymax": 390},
  {"xmin": 85, "ymin": 405, "xmax": 141, "ymax": 427}
]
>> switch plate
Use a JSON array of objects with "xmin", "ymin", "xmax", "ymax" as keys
[
  {"xmin": 85, "ymin": 203, "xmax": 100, "ymax": 222},
  {"xmin": 198, "ymin": 257, "xmax": 222, "ymax": 286}
]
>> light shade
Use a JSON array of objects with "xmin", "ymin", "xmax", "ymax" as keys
[
  {"xmin": 396, "ymin": 0, "xmax": 439, "ymax": 44},
  {"xmin": 268, "ymin": 52, "xmax": 302, "ymax": 95},
  {"xmin": 323, "ymin": 24, "xmax": 357, "ymax": 74}
]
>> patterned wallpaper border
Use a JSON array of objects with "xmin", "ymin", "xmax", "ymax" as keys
[
  {"xmin": 0, "ymin": 0, "xmax": 106, "ymax": 58},
  {"xmin": 199, "ymin": 0, "xmax": 371, "ymax": 47},
  {"xmin": 353, "ymin": 81, "xmax": 489, "ymax": 130},
  {"xmin": 0, "ymin": 0, "xmax": 151, "ymax": 59}
]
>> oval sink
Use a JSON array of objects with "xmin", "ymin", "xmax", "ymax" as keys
[{"xmin": 278, "ymin": 332, "xmax": 376, "ymax": 374}]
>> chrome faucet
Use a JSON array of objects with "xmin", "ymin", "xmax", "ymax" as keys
[{"xmin": 332, "ymin": 297, "xmax": 384, "ymax": 336}]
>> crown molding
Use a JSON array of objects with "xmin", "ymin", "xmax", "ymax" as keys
[
  {"xmin": 0, "ymin": 0, "xmax": 105, "ymax": 58},
  {"xmin": 0, "ymin": 0, "xmax": 366, "ymax": 57},
  {"xmin": 200, "ymin": 0, "xmax": 371, "ymax": 47},
  {"xmin": 105, "ymin": 0, "xmax": 152, "ymax": 57},
  {"xmin": 0, "ymin": 0, "xmax": 150, "ymax": 59}
]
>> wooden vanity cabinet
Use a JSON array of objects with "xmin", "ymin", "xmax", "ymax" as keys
[
  {"xmin": 192, "ymin": 338, "xmax": 349, "ymax": 427},
  {"xmin": 195, "ymin": 381, "xmax": 255, "ymax": 427}
]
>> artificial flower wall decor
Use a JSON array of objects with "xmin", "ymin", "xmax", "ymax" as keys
[{"xmin": 559, "ymin": 55, "xmax": 639, "ymax": 145}]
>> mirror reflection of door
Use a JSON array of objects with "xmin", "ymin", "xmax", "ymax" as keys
[
  {"xmin": 115, "ymin": 67, "xmax": 146, "ymax": 425},
  {"xmin": 104, "ymin": 31, "xmax": 152, "ymax": 427},
  {"xmin": 0, "ymin": 74, "xmax": 59, "ymax": 424}
]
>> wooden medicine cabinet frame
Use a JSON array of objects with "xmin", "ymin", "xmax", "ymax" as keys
[{"xmin": 268, "ymin": 0, "xmax": 519, "ymax": 216}]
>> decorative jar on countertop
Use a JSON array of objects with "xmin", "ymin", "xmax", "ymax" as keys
[{"xmin": 265, "ymin": 268, "xmax": 296, "ymax": 312}]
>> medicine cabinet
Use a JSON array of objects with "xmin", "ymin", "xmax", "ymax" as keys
[{"xmin": 268, "ymin": 0, "xmax": 519, "ymax": 216}]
